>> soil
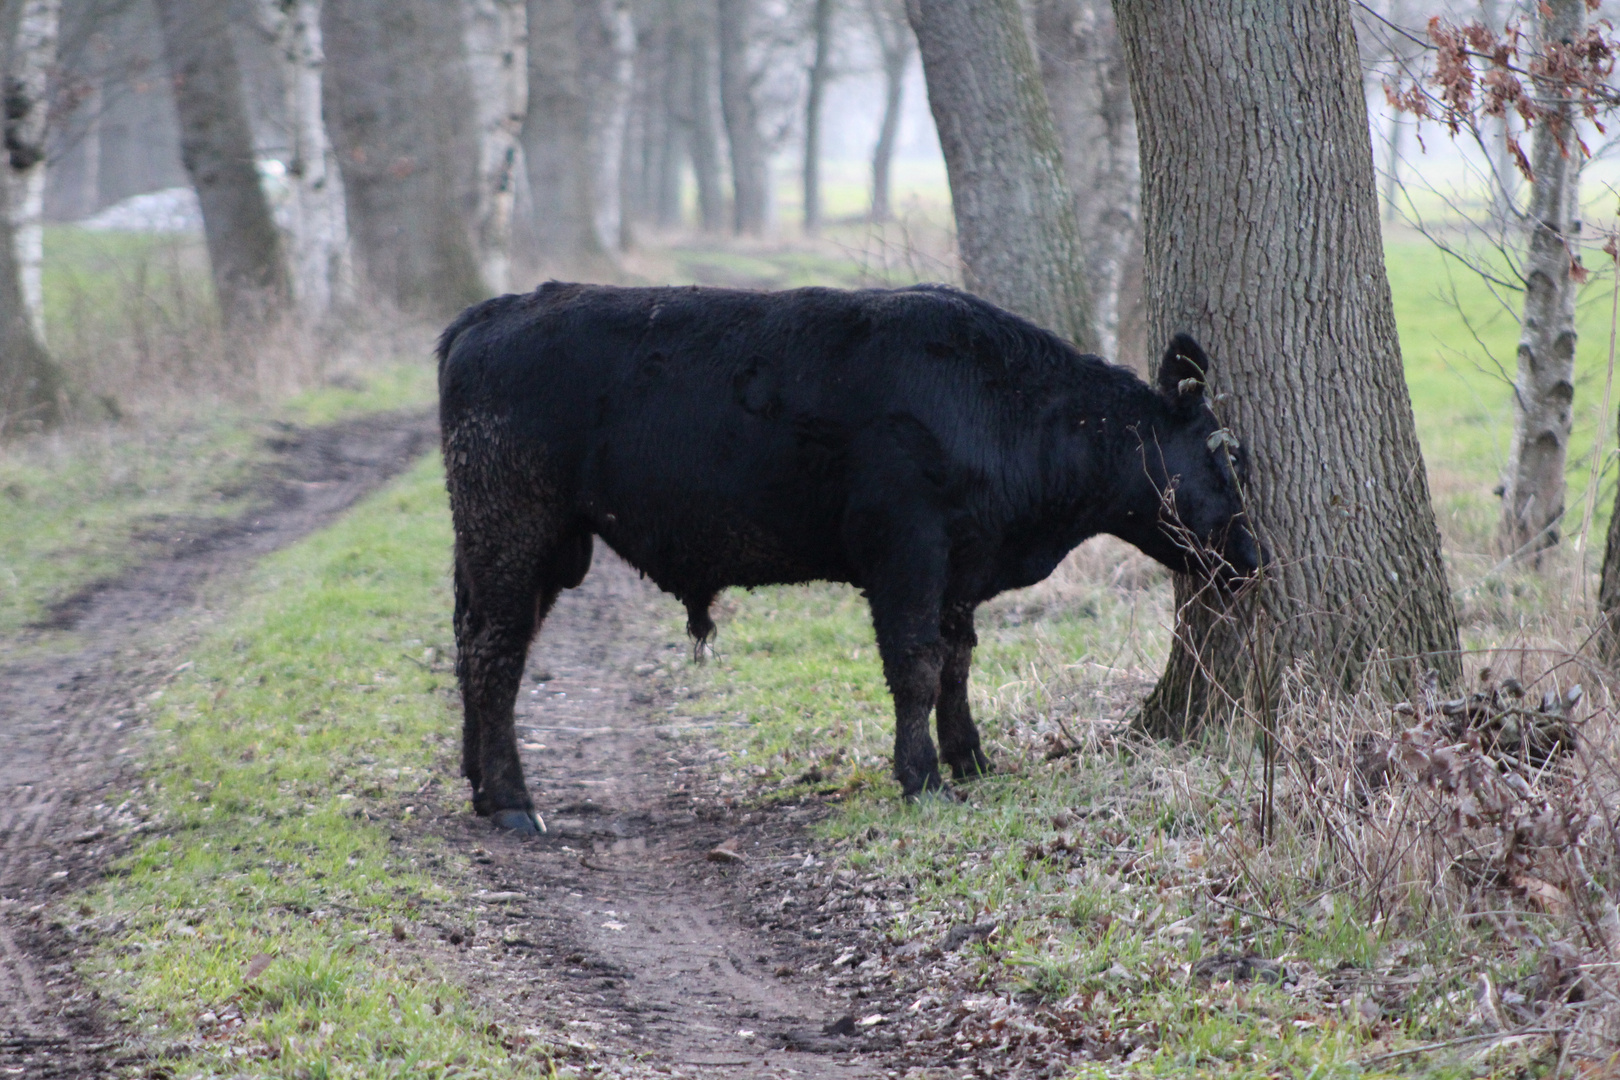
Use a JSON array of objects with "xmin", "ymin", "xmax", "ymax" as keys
[
  {"xmin": 0, "ymin": 406, "xmax": 1025, "ymax": 1079},
  {"xmin": 0, "ymin": 408, "xmax": 438, "ymax": 1078}
]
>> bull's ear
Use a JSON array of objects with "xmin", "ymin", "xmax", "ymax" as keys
[{"xmin": 1156, "ymin": 333, "xmax": 1210, "ymax": 401}]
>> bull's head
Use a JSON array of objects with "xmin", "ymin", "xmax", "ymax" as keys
[{"xmin": 1127, "ymin": 335, "xmax": 1266, "ymax": 583}]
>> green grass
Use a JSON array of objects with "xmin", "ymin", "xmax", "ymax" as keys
[
  {"xmin": 1385, "ymin": 235, "xmax": 1619, "ymax": 555},
  {"xmin": 0, "ymin": 361, "xmax": 433, "ymax": 640},
  {"xmin": 81, "ymin": 456, "xmax": 569, "ymax": 1078},
  {"xmin": 683, "ymin": 576, "xmax": 1565, "ymax": 1077}
]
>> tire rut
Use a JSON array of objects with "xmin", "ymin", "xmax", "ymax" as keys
[
  {"xmin": 435, "ymin": 550, "xmax": 900, "ymax": 1077},
  {"xmin": 0, "ymin": 407, "xmax": 438, "ymax": 1079}
]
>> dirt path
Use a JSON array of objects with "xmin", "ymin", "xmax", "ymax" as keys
[
  {"xmin": 0, "ymin": 409, "xmax": 935, "ymax": 1079},
  {"xmin": 427, "ymin": 551, "xmax": 909, "ymax": 1078},
  {"xmin": 0, "ymin": 409, "xmax": 437, "ymax": 1079}
]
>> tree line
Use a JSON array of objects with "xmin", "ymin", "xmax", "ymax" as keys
[{"xmin": 6, "ymin": 0, "xmax": 1619, "ymax": 731}]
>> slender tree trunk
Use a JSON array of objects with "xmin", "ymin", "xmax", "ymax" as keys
[
  {"xmin": 866, "ymin": 0, "xmax": 909, "ymax": 224},
  {"xmin": 1497, "ymin": 0, "xmax": 1584, "ymax": 562},
  {"xmin": 0, "ymin": 2, "xmax": 60, "ymax": 435},
  {"xmin": 1382, "ymin": 110, "xmax": 1403, "ymax": 223},
  {"xmin": 907, "ymin": 0, "xmax": 1095, "ymax": 350},
  {"xmin": 593, "ymin": 0, "xmax": 635, "ymax": 252},
  {"xmin": 1115, "ymin": 0, "xmax": 1461, "ymax": 735},
  {"xmin": 324, "ymin": 0, "xmax": 487, "ymax": 316},
  {"xmin": 153, "ymin": 0, "xmax": 290, "ymax": 328},
  {"xmin": 522, "ymin": 0, "xmax": 607, "ymax": 267},
  {"xmin": 1032, "ymin": 0, "xmax": 1140, "ymax": 361},
  {"xmin": 688, "ymin": 12, "xmax": 724, "ymax": 232},
  {"xmin": 802, "ymin": 0, "xmax": 832, "ymax": 234},
  {"xmin": 717, "ymin": 0, "xmax": 767, "ymax": 235},
  {"xmin": 462, "ymin": 0, "xmax": 528, "ymax": 294},
  {"xmin": 258, "ymin": 0, "xmax": 355, "ymax": 318},
  {"xmin": 9, "ymin": 0, "xmax": 56, "ymax": 343},
  {"xmin": 657, "ymin": 14, "xmax": 688, "ymax": 229}
]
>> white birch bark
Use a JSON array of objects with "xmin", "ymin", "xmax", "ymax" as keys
[
  {"xmin": 8, "ymin": 0, "xmax": 59, "ymax": 344},
  {"xmin": 462, "ymin": 0, "xmax": 527, "ymax": 293},
  {"xmin": 593, "ymin": 0, "xmax": 635, "ymax": 253},
  {"xmin": 258, "ymin": 0, "xmax": 355, "ymax": 317},
  {"xmin": 1498, "ymin": 0, "xmax": 1585, "ymax": 560}
]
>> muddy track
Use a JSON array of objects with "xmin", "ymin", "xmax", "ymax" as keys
[
  {"xmin": 1, "ymin": 407, "xmax": 957, "ymax": 1078},
  {"xmin": 0, "ymin": 408, "xmax": 437, "ymax": 1079},
  {"xmin": 424, "ymin": 551, "xmax": 913, "ymax": 1078}
]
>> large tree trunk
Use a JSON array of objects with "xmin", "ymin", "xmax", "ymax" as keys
[
  {"xmin": 907, "ymin": 0, "xmax": 1095, "ymax": 351},
  {"xmin": 801, "ymin": 0, "xmax": 832, "ymax": 234},
  {"xmin": 1496, "ymin": 0, "xmax": 1584, "ymax": 563},
  {"xmin": 522, "ymin": 0, "xmax": 607, "ymax": 268},
  {"xmin": 324, "ymin": 0, "xmax": 487, "ymax": 317},
  {"xmin": 687, "ymin": 9, "xmax": 725, "ymax": 232},
  {"xmin": 153, "ymin": 0, "xmax": 290, "ymax": 328},
  {"xmin": 865, "ymin": 0, "xmax": 910, "ymax": 224},
  {"xmin": 257, "ymin": 0, "xmax": 355, "ymax": 319},
  {"xmin": 717, "ymin": 0, "xmax": 767, "ymax": 235},
  {"xmin": 1115, "ymin": 0, "xmax": 1461, "ymax": 735},
  {"xmin": 9, "ymin": 0, "xmax": 55, "ymax": 343},
  {"xmin": 462, "ymin": 0, "xmax": 528, "ymax": 294},
  {"xmin": 1031, "ymin": 0, "xmax": 1142, "ymax": 363}
]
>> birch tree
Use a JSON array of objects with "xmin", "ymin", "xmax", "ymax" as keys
[
  {"xmin": 908, "ymin": 0, "xmax": 1095, "ymax": 350},
  {"xmin": 257, "ymin": 0, "xmax": 354, "ymax": 318},
  {"xmin": 9, "ymin": 0, "xmax": 55, "ymax": 342},
  {"xmin": 1498, "ymin": 0, "xmax": 1586, "ymax": 561},
  {"xmin": 462, "ymin": 0, "xmax": 527, "ymax": 292},
  {"xmin": 592, "ymin": 0, "xmax": 634, "ymax": 252}
]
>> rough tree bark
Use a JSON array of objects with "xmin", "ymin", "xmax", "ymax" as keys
[
  {"xmin": 801, "ymin": 0, "xmax": 832, "ymax": 234},
  {"xmin": 9, "ymin": 0, "xmax": 55, "ymax": 342},
  {"xmin": 1032, "ymin": 0, "xmax": 1142, "ymax": 362},
  {"xmin": 717, "ymin": 0, "xmax": 768, "ymax": 235},
  {"xmin": 462, "ymin": 0, "xmax": 527, "ymax": 293},
  {"xmin": 907, "ymin": 0, "xmax": 1095, "ymax": 350},
  {"xmin": 522, "ymin": 0, "xmax": 608, "ymax": 267},
  {"xmin": 257, "ymin": 0, "xmax": 355, "ymax": 318},
  {"xmin": 865, "ymin": 0, "xmax": 910, "ymax": 223},
  {"xmin": 1497, "ymin": 0, "xmax": 1584, "ymax": 562},
  {"xmin": 324, "ymin": 0, "xmax": 487, "ymax": 316},
  {"xmin": 153, "ymin": 0, "xmax": 290, "ymax": 328},
  {"xmin": 1115, "ymin": 0, "xmax": 1461, "ymax": 734}
]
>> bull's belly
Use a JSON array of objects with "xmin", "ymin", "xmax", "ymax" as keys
[{"xmin": 592, "ymin": 511, "xmax": 852, "ymax": 597}]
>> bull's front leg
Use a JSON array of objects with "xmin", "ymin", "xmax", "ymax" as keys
[
  {"xmin": 879, "ymin": 639, "xmax": 951, "ymax": 799},
  {"xmin": 936, "ymin": 602, "xmax": 991, "ymax": 781}
]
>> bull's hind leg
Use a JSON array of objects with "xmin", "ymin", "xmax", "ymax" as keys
[
  {"xmin": 453, "ymin": 515, "xmax": 592, "ymax": 836},
  {"xmin": 936, "ymin": 602, "xmax": 991, "ymax": 781}
]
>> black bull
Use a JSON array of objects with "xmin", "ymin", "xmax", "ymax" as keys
[{"xmin": 438, "ymin": 282, "xmax": 1262, "ymax": 833}]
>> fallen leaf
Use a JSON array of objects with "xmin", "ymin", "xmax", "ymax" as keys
[
  {"xmin": 244, "ymin": 953, "xmax": 273, "ymax": 981},
  {"xmin": 707, "ymin": 838, "xmax": 745, "ymax": 863}
]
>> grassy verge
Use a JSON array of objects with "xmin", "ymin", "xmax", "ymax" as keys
[
  {"xmin": 0, "ymin": 361, "xmax": 433, "ymax": 639},
  {"xmin": 79, "ymin": 456, "xmax": 571, "ymax": 1079},
  {"xmin": 686, "ymin": 540, "xmax": 1600, "ymax": 1076}
]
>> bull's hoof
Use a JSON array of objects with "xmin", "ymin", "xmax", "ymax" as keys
[
  {"xmin": 490, "ymin": 808, "xmax": 546, "ymax": 836},
  {"xmin": 946, "ymin": 748, "xmax": 992, "ymax": 782}
]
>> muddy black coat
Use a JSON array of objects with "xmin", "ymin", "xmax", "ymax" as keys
[{"xmin": 439, "ymin": 282, "xmax": 1260, "ymax": 832}]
